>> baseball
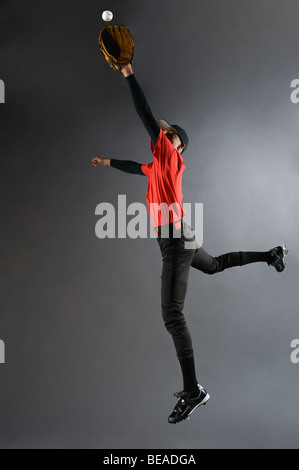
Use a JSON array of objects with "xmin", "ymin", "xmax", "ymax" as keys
[{"xmin": 102, "ymin": 10, "xmax": 113, "ymax": 22}]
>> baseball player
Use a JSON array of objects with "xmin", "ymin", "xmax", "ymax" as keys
[{"xmin": 92, "ymin": 63, "xmax": 288, "ymax": 424}]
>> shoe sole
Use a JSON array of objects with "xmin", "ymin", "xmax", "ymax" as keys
[
  {"xmin": 187, "ymin": 393, "xmax": 210, "ymax": 418},
  {"xmin": 169, "ymin": 393, "xmax": 210, "ymax": 425},
  {"xmin": 280, "ymin": 245, "xmax": 288, "ymax": 258},
  {"xmin": 277, "ymin": 245, "xmax": 288, "ymax": 272}
]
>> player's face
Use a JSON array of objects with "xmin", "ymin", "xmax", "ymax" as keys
[{"xmin": 163, "ymin": 129, "xmax": 186, "ymax": 154}]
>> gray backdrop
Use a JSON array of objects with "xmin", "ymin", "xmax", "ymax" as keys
[{"xmin": 1, "ymin": 0, "xmax": 299, "ymax": 449}]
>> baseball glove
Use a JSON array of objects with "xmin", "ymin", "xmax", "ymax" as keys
[{"xmin": 98, "ymin": 24, "xmax": 134, "ymax": 71}]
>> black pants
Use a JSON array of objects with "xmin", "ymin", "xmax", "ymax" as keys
[{"xmin": 156, "ymin": 221, "xmax": 246, "ymax": 360}]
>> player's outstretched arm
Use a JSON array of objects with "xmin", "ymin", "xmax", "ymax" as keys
[
  {"xmin": 120, "ymin": 65, "xmax": 160, "ymax": 146},
  {"xmin": 92, "ymin": 155, "xmax": 145, "ymax": 175}
]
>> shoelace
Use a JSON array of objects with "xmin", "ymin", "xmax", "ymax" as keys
[
  {"xmin": 174, "ymin": 386, "xmax": 202, "ymax": 401},
  {"xmin": 174, "ymin": 390, "xmax": 187, "ymax": 399},
  {"xmin": 269, "ymin": 252, "xmax": 281, "ymax": 267},
  {"xmin": 268, "ymin": 247, "xmax": 288, "ymax": 267}
]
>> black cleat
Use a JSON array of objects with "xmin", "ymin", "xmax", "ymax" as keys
[
  {"xmin": 267, "ymin": 245, "xmax": 288, "ymax": 272},
  {"xmin": 168, "ymin": 384, "xmax": 210, "ymax": 424}
]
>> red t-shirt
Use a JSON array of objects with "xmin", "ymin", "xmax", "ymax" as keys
[{"xmin": 141, "ymin": 128, "xmax": 186, "ymax": 234}]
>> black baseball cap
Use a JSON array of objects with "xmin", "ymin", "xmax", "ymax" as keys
[{"xmin": 158, "ymin": 118, "xmax": 189, "ymax": 153}]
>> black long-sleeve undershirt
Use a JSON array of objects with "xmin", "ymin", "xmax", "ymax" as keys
[
  {"xmin": 125, "ymin": 74, "xmax": 160, "ymax": 145},
  {"xmin": 110, "ymin": 159, "xmax": 145, "ymax": 175},
  {"xmin": 110, "ymin": 74, "xmax": 160, "ymax": 176}
]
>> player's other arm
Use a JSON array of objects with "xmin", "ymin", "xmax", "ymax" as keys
[
  {"xmin": 120, "ymin": 64, "xmax": 160, "ymax": 147},
  {"xmin": 92, "ymin": 156, "xmax": 145, "ymax": 175}
]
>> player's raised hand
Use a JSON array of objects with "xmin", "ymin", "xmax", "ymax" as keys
[{"xmin": 92, "ymin": 156, "xmax": 111, "ymax": 167}]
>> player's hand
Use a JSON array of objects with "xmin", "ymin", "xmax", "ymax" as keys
[{"xmin": 92, "ymin": 156, "xmax": 111, "ymax": 167}]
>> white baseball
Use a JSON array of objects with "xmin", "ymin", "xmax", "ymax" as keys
[{"xmin": 102, "ymin": 10, "xmax": 113, "ymax": 22}]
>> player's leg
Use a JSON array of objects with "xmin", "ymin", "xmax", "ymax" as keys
[
  {"xmin": 191, "ymin": 245, "xmax": 288, "ymax": 274},
  {"xmin": 157, "ymin": 233, "xmax": 210, "ymax": 424},
  {"xmin": 191, "ymin": 246, "xmax": 245, "ymax": 273},
  {"xmin": 181, "ymin": 221, "xmax": 246, "ymax": 274},
  {"xmin": 157, "ymin": 236, "xmax": 197, "ymax": 390}
]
